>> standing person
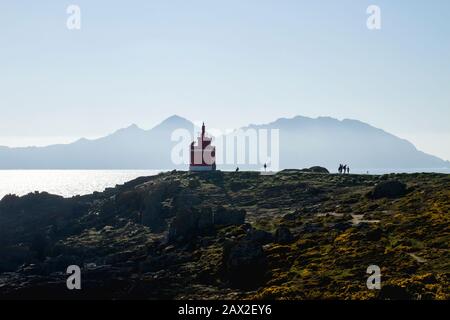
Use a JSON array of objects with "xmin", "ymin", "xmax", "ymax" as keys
[
  {"xmin": 347, "ymin": 166, "xmax": 350, "ymax": 174},
  {"xmin": 343, "ymin": 165, "xmax": 347, "ymax": 174},
  {"xmin": 264, "ymin": 163, "xmax": 267, "ymax": 172},
  {"xmin": 338, "ymin": 164, "xmax": 342, "ymax": 174}
]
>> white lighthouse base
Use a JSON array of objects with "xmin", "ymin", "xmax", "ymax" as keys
[{"xmin": 189, "ymin": 165, "xmax": 215, "ymax": 172}]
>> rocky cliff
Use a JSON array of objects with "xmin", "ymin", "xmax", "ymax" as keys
[{"xmin": 0, "ymin": 170, "xmax": 448, "ymax": 300}]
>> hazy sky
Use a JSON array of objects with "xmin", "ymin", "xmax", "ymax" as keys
[{"xmin": 1, "ymin": 0, "xmax": 449, "ymax": 160}]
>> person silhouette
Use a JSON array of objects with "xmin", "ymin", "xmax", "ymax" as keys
[
  {"xmin": 343, "ymin": 165, "xmax": 347, "ymax": 174},
  {"xmin": 347, "ymin": 166, "xmax": 350, "ymax": 174},
  {"xmin": 338, "ymin": 164, "xmax": 342, "ymax": 174},
  {"xmin": 264, "ymin": 163, "xmax": 267, "ymax": 172},
  {"xmin": 235, "ymin": 167, "xmax": 239, "ymax": 172}
]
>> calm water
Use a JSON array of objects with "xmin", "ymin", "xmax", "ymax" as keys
[{"xmin": 0, "ymin": 170, "xmax": 162, "ymax": 199}]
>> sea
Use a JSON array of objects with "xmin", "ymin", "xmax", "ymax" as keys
[
  {"xmin": 0, "ymin": 170, "xmax": 162, "ymax": 200},
  {"xmin": 0, "ymin": 168, "xmax": 448, "ymax": 200}
]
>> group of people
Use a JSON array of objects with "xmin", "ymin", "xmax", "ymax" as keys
[{"xmin": 338, "ymin": 164, "xmax": 350, "ymax": 174}]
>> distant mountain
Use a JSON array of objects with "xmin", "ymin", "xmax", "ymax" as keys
[
  {"xmin": 0, "ymin": 115, "xmax": 448, "ymax": 170},
  {"xmin": 237, "ymin": 116, "xmax": 450, "ymax": 171},
  {"xmin": 0, "ymin": 115, "xmax": 195, "ymax": 169}
]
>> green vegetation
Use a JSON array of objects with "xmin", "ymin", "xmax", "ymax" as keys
[{"xmin": 0, "ymin": 170, "xmax": 448, "ymax": 299}]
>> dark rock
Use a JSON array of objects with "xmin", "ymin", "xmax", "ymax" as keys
[
  {"xmin": 282, "ymin": 213, "xmax": 296, "ymax": 221},
  {"xmin": 168, "ymin": 206, "xmax": 245, "ymax": 242},
  {"xmin": 378, "ymin": 285, "xmax": 413, "ymax": 300},
  {"xmin": 355, "ymin": 222, "xmax": 371, "ymax": 233},
  {"xmin": 46, "ymin": 255, "xmax": 80, "ymax": 273},
  {"xmin": 278, "ymin": 169, "xmax": 301, "ymax": 174},
  {"xmin": 240, "ymin": 223, "xmax": 253, "ymax": 232},
  {"xmin": 174, "ymin": 189, "xmax": 201, "ymax": 211},
  {"xmin": 213, "ymin": 206, "xmax": 246, "ymax": 226},
  {"xmin": 300, "ymin": 166, "xmax": 330, "ymax": 174},
  {"xmin": 140, "ymin": 181, "xmax": 180, "ymax": 231},
  {"xmin": 17, "ymin": 263, "xmax": 48, "ymax": 276},
  {"xmin": 188, "ymin": 178, "xmax": 201, "ymax": 188},
  {"xmin": 168, "ymin": 210, "xmax": 207, "ymax": 242},
  {"xmin": 301, "ymin": 223, "xmax": 323, "ymax": 233},
  {"xmin": 332, "ymin": 222, "xmax": 352, "ymax": 232},
  {"xmin": 222, "ymin": 240, "xmax": 267, "ymax": 288},
  {"xmin": 229, "ymin": 181, "xmax": 247, "ymax": 192},
  {"xmin": 274, "ymin": 227, "xmax": 294, "ymax": 244},
  {"xmin": 30, "ymin": 233, "xmax": 49, "ymax": 261},
  {"xmin": 245, "ymin": 229, "xmax": 274, "ymax": 245},
  {"xmin": 366, "ymin": 228, "xmax": 383, "ymax": 241},
  {"xmin": 140, "ymin": 253, "xmax": 189, "ymax": 273},
  {"xmin": 198, "ymin": 207, "xmax": 214, "ymax": 230},
  {"xmin": 0, "ymin": 192, "xmax": 78, "ymax": 246},
  {"xmin": 0, "ymin": 170, "xmax": 447, "ymax": 300},
  {"xmin": 369, "ymin": 180, "xmax": 407, "ymax": 199}
]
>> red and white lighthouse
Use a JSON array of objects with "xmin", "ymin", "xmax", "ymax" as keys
[{"xmin": 190, "ymin": 122, "xmax": 216, "ymax": 171}]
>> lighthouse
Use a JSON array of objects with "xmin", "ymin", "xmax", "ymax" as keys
[{"xmin": 189, "ymin": 122, "xmax": 216, "ymax": 171}]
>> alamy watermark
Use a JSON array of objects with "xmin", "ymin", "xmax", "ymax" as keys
[
  {"xmin": 366, "ymin": 265, "xmax": 381, "ymax": 290},
  {"xmin": 171, "ymin": 125, "xmax": 280, "ymax": 172},
  {"xmin": 66, "ymin": 265, "xmax": 81, "ymax": 290},
  {"xmin": 367, "ymin": 5, "xmax": 381, "ymax": 30},
  {"xmin": 66, "ymin": 5, "xmax": 81, "ymax": 30}
]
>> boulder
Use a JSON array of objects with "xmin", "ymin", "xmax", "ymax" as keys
[
  {"xmin": 168, "ymin": 206, "xmax": 245, "ymax": 242},
  {"xmin": 168, "ymin": 210, "xmax": 201, "ymax": 242},
  {"xmin": 274, "ymin": 227, "xmax": 294, "ymax": 244},
  {"xmin": 300, "ymin": 223, "xmax": 323, "ymax": 233},
  {"xmin": 300, "ymin": 166, "xmax": 330, "ymax": 174},
  {"xmin": 378, "ymin": 284, "xmax": 413, "ymax": 300},
  {"xmin": 282, "ymin": 212, "xmax": 296, "ymax": 221},
  {"xmin": 332, "ymin": 222, "xmax": 352, "ymax": 232},
  {"xmin": 198, "ymin": 207, "xmax": 214, "ymax": 230},
  {"xmin": 366, "ymin": 227, "xmax": 383, "ymax": 241},
  {"xmin": 213, "ymin": 206, "xmax": 246, "ymax": 226},
  {"xmin": 245, "ymin": 229, "xmax": 274, "ymax": 245},
  {"xmin": 222, "ymin": 240, "xmax": 267, "ymax": 288},
  {"xmin": 369, "ymin": 180, "xmax": 407, "ymax": 199}
]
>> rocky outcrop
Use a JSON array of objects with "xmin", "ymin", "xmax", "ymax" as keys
[
  {"xmin": 245, "ymin": 229, "xmax": 274, "ymax": 245},
  {"xmin": 369, "ymin": 180, "xmax": 407, "ymax": 199},
  {"xmin": 300, "ymin": 166, "xmax": 330, "ymax": 174},
  {"xmin": 168, "ymin": 206, "xmax": 246, "ymax": 242},
  {"xmin": 213, "ymin": 206, "xmax": 246, "ymax": 226},
  {"xmin": 274, "ymin": 227, "xmax": 294, "ymax": 244},
  {"xmin": 0, "ymin": 170, "xmax": 448, "ymax": 300},
  {"xmin": 377, "ymin": 284, "xmax": 413, "ymax": 300},
  {"xmin": 222, "ymin": 240, "xmax": 267, "ymax": 289}
]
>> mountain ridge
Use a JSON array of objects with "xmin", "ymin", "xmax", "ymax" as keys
[{"xmin": 0, "ymin": 115, "xmax": 448, "ymax": 170}]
